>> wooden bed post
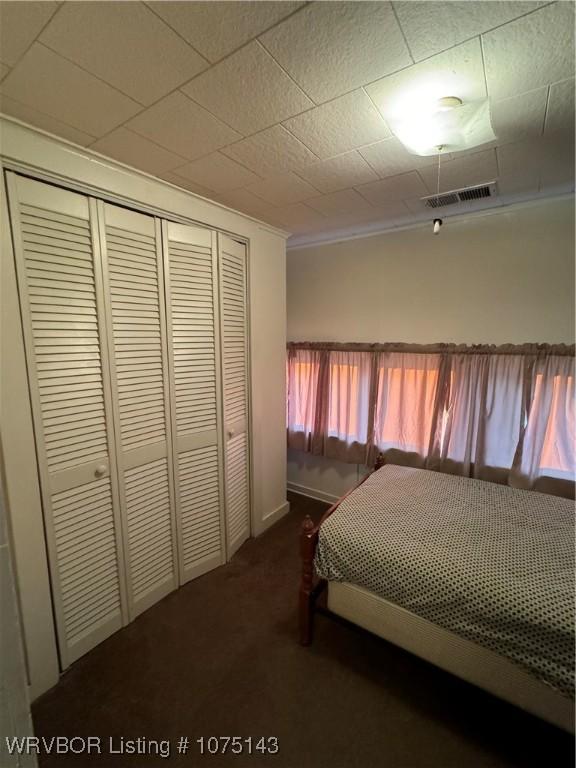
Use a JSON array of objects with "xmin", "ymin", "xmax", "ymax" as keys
[{"xmin": 299, "ymin": 515, "xmax": 317, "ymax": 646}]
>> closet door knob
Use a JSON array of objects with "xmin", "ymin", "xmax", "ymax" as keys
[
  {"xmin": 227, "ymin": 427, "xmax": 235, "ymax": 439},
  {"xmin": 94, "ymin": 464, "xmax": 107, "ymax": 478}
]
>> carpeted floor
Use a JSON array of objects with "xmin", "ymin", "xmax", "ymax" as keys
[{"xmin": 33, "ymin": 492, "xmax": 573, "ymax": 768}]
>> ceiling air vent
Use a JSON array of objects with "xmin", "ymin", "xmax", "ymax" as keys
[{"xmin": 422, "ymin": 181, "xmax": 497, "ymax": 209}]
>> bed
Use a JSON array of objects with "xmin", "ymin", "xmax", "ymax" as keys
[{"xmin": 298, "ymin": 461, "xmax": 575, "ymax": 733}]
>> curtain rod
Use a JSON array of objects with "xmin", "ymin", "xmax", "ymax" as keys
[{"xmin": 287, "ymin": 341, "xmax": 576, "ymax": 357}]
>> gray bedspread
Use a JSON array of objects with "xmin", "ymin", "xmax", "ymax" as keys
[{"xmin": 315, "ymin": 465, "xmax": 575, "ymax": 698}]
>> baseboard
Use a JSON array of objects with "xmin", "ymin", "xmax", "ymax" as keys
[
  {"xmin": 286, "ymin": 481, "xmax": 340, "ymax": 505},
  {"xmin": 255, "ymin": 500, "xmax": 290, "ymax": 536}
]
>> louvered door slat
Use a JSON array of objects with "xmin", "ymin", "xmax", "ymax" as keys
[
  {"xmin": 7, "ymin": 174, "xmax": 127, "ymax": 667},
  {"xmin": 99, "ymin": 203, "xmax": 177, "ymax": 618},
  {"xmin": 218, "ymin": 235, "xmax": 250, "ymax": 558},
  {"xmin": 164, "ymin": 221, "xmax": 225, "ymax": 584}
]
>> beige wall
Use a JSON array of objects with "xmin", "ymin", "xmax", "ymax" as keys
[
  {"xmin": 287, "ymin": 197, "xmax": 575, "ymax": 501},
  {"xmin": 287, "ymin": 197, "xmax": 575, "ymax": 345}
]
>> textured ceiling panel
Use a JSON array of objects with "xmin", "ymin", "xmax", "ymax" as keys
[
  {"xmin": 216, "ymin": 188, "xmax": 276, "ymax": 218},
  {"xmin": 127, "ymin": 91, "xmax": 241, "ymax": 160},
  {"xmin": 417, "ymin": 149, "xmax": 499, "ymax": 194},
  {"xmin": 296, "ymin": 151, "xmax": 378, "ymax": 194},
  {"xmin": 545, "ymin": 79, "xmax": 575, "ymax": 139},
  {"xmin": 483, "ymin": 2, "xmax": 575, "ymax": 101},
  {"xmin": 260, "ymin": 1, "xmax": 412, "ymax": 103},
  {"xmin": 91, "ymin": 128, "xmax": 187, "ymax": 175},
  {"xmin": 181, "ymin": 41, "xmax": 313, "ymax": 135},
  {"xmin": 307, "ymin": 188, "xmax": 374, "ymax": 216},
  {"xmin": 0, "ymin": 43, "xmax": 141, "ymax": 136},
  {"xmin": 175, "ymin": 152, "xmax": 262, "ymax": 192},
  {"xmin": 0, "ymin": 0, "xmax": 572, "ymax": 242},
  {"xmin": 147, "ymin": 1, "xmax": 304, "ymax": 63},
  {"xmin": 359, "ymin": 137, "xmax": 437, "ymax": 179},
  {"xmin": 40, "ymin": 2, "xmax": 208, "ymax": 106},
  {"xmin": 365, "ymin": 38, "xmax": 487, "ymax": 118},
  {"xmin": 490, "ymin": 87, "xmax": 548, "ymax": 145},
  {"xmin": 283, "ymin": 89, "xmax": 391, "ymax": 159},
  {"xmin": 248, "ymin": 172, "xmax": 319, "ymax": 206},
  {"xmin": 393, "ymin": 1, "xmax": 547, "ymax": 62},
  {"xmin": 356, "ymin": 171, "xmax": 429, "ymax": 206},
  {"xmin": 265, "ymin": 202, "xmax": 327, "ymax": 232},
  {"xmin": 0, "ymin": 94, "xmax": 96, "ymax": 146},
  {"xmin": 221, "ymin": 125, "xmax": 318, "ymax": 176},
  {"xmin": 0, "ymin": 1, "xmax": 58, "ymax": 66}
]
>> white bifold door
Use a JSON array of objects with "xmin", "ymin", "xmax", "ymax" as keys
[
  {"xmin": 7, "ymin": 174, "xmax": 128, "ymax": 667},
  {"xmin": 218, "ymin": 235, "xmax": 250, "ymax": 557},
  {"xmin": 97, "ymin": 203, "xmax": 178, "ymax": 618},
  {"xmin": 7, "ymin": 173, "xmax": 251, "ymax": 668}
]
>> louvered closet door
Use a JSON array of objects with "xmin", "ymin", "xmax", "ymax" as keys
[
  {"xmin": 98, "ymin": 203, "xmax": 177, "ymax": 617},
  {"xmin": 6, "ymin": 173, "xmax": 127, "ymax": 667},
  {"xmin": 163, "ymin": 221, "xmax": 225, "ymax": 584},
  {"xmin": 218, "ymin": 234, "xmax": 250, "ymax": 558}
]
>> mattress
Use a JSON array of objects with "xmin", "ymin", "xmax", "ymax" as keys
[{"xmin": 315, "ymin": 465, "xmax": 575, "ymax": 699}]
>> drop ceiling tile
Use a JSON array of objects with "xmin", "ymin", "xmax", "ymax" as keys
[
  {"xmin": 175, "ymin": 152, "xmax": 262, "ymax": 192},
  {"xmin": 283, "ymin": 90, "xmax": 391, "ymax": 159},
  {"xmin": 356, "ymin": 171, "xmax": 428, "ymax": 205},
  {"xmin": 0, "ymin": 95, "xmax": 97, "ymax": 146},
  {"xmin": 0, "ymin": 43, "xmax": 142, "ymax": 136},
  {"xmin": 497, "ymin": 169, "xmax": 540, "ymax": 197},
  {"xmin": 359, "ymin": 137, "xmax": 437, "ymax": 178},
  {"xmin": 545, "ymin": 79, "xmax": 575, "ymax": 139},
  {"xmin": 0, "ymin": 1, "xmax": 58, "ymax": 66},
  {"xmin": 365, "ymin": 38, "xmax": 487, "ymax": 117},
  {"xmin": 216, "ymin": 188, "xmax": 276, "ymax": 218},
  {"xmin": 247, "ymin": 173, "xmax": 319, "ymax": 206},
  {"xmin": 418, "ymin": 149, "xmax": 498, "ymax": 194},
  {"xmin": 317, "ymin": 202, "xmax": 411, "ymax": 230},
  {"xmin": 394, "ymin": 1, "xmax": 547, "ymax": 62},
  {"xmin": 181, "ymin": 41, "xmax": 312, "ymax": 135},
  {"xmin": 307, "ymin": 189, "xmax": 374, "ymax": 216},
  {"xmin": 40, "ymin": 2, "xmax": 207, "ymax": 106},
  {"xmin": 158, "ymin": 171, "xmax": 215, "ymax": 198},
  {"xmin": 497, "ymin": 136, "xmax": 574, "ymax": 191},
  {"xmin": 90, "ymin": 128, "xmax": 187, "ymax": 175},
  {"xmin": 483, "ymin": 2, "xmax": 575, "ymax": 101},
  {"xmin": 264, "ymin": 203, "xmax": 327, "ymax": 233},
  {"xmin": 490, "ymin": 87, "xmax": 547, "ymax": 145},
  {"xmin": 148, "ymin": 1, "xmax": 304, "ymax": 63},
  {"xmin": 222, "ymin": 125, "xmax": 318, "ymax": 176},
  {"xmin": 260, "ymin": 2, "xmax": 412, "ymax": 103},
  {"xmin": 296, "ymin": 151, "xmax": 378, "ymax": 193},
  {"xmin": 127, "ymin": 91, "xmax": 241, "ymax": 161}
]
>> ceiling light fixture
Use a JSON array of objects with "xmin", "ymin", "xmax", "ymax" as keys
[{"xmin": 383, "ymin": 93, "xmax": 496, "ymax": 157}]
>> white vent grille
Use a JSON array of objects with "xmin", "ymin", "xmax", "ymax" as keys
[{"xmin": 423, "ymin": 181, "xmax": 497, "ymax": 209}]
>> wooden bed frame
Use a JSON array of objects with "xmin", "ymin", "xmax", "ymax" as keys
[
  {"xmin": 297, "ymin": 456, "xmax": 574, "ymax": 732},
  {"xmin": 298, "ymin": 453, "xmax": 385, "ymax": 645}
]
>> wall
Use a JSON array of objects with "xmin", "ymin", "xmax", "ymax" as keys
[
  {"xmin": 286, "ymin": 197, "xmax": 575, "ymax": 501},
  {"xmin": 0, "ymin": 118, "xmax": 289, "ymax": 698},
  {"xmin": 0, "ymin": 464, "xmax": 37, "ymax": 767}
]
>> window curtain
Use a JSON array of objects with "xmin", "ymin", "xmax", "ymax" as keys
[
  {"xmin": 371, "ymin": 351, "xmax": 443, "ymax": 467},
  {"xmin": 426, "ymin": 353, "xmax": 525, "ymax": 484},
  {"xmin": 286, "ymin": 343, "xmax": 575, "ymax": 499},
  {"xmin": 511, "ymin": 354, "xmax": 575, "ymax": 497}
]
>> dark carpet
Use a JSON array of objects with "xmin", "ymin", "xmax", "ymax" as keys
[{"xmin": 33, "ymin": 492, "xmax": 573, "ymax": 768}]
